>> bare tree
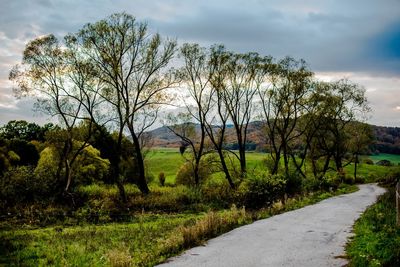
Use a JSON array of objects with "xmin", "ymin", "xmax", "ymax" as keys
[{"xmin": 220, "ymin": 50, "xmax": 270, "ymax": 177}]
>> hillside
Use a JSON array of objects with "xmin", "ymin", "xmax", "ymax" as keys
[{"xmin": 149, "ymin": 122, "xmax": 400, "ymax": 155}]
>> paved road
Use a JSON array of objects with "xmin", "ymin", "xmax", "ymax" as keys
[{"xmin": 159, "ymin": 184, "xmax": 385, "ymax": 267}]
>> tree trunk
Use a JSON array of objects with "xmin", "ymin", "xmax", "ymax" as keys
[
  {"xmin": 130, "ymin": 131, "xmax": 150, "ymax": 194},
  {"xmin": 217, "ymin": 149, "xmax": 234, "ymax": 188},
  {"xmin": 354, "ymin": 154, "xmax": 358, "ymax": 180}
]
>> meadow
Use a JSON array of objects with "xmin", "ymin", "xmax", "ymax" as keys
[{"xmin": 1, "ymin": 149, "xmax": 399, "ymax": 266}]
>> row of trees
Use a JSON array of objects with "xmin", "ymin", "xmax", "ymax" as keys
[
  {"xmin": 9, "ymin": 13, "xmax": 371, "ymax": 199},
  {"xmin": 169, "ymin": 44, "xmax": 371, "ymax": 188}
]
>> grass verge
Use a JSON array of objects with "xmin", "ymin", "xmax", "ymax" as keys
[{"xmin": 345, "ymin": 186, "xmax": 400, "ymax": 267}]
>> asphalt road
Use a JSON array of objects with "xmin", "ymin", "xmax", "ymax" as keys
[{"xmin": 158, "ymin": 184, "xmax": 385, "ymax": 267}]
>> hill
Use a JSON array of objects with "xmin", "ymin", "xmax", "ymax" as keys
[{"xmin": 149, "ymin": 122, "xmax": 400, "ymax": 155}]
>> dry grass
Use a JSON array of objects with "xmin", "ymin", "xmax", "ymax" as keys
[
  {"xmin": 106, "ymin": 247, "xmax": 132, "ymax": 267},
  {"xmin": 181, "ymin": 205, "xmax": 249, "ymax": 248}
]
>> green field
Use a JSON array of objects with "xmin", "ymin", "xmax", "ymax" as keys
[
  {"xmin": 0, "ymin": 213, "xmax": 201, "ymax": 267},
  {"xmin": 146, "ymin": 148, "xmax": 269, "ymax": 184},
  {"xmin": 146, "ymin": 148, "xmax": 400, "ymax": 184},
  {"xmin": 366, "ymin": 153, "xmax": 400, "ymax": 165}
]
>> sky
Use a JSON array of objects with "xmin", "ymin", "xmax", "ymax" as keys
[{"xmin": 0, "ymin": 0, "xmax": 399, "ymax": 127}]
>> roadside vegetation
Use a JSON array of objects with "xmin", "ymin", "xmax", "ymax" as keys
[
  {"xmin": 1, "ymin": 12, "xmax": 400, "ymax": 266},
  {"xmin": 346, "ymin": 173, "xmax": 400, "ymax": 267}
]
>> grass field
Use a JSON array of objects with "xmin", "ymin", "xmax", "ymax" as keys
[
  {"xmin": 146, "ymin": 148, "xmax": 400, "ymax": 184},
  {"xmin": 0, "ymin": 213, "xmax": 202, "ymax": 267},
  {"xmin": 366, "ymin": 153, "xmax": 400, "ymax": 165},
  {"xmin": 146, "ymin": 148, "xmax": 269, "ymax": 184}
]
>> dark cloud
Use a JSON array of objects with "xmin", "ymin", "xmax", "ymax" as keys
[{"xmin": 0, "ymin": 0, "xmax": 399, "ymax": 126}]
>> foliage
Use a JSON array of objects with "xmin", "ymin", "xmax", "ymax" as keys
[
  {"xmin": 73, "ymin": 145, "xmax": 110, "ymax": 185},
  {"xmin": 175, "ymin": 159, "xmax": 213, "ymax": 186},
  {"xmin": 0, "ymin": 120, "xmax": 55, "ymax": 141},
  {"xmin": 0, "ymin": 166, "xmax": 51, "ymax": 206},
  {"xmin": 376, "ymin": 159, "xmax": 392, "ymax": 166},
  {"xmin": 7, "ymin": 139, "xmax": 39, "ymax": 166},
  {"xmin": 237, "ymin": 171, "xmax": 286, "ymax": 209}
]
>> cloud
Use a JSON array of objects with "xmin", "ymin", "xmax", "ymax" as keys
[{"xmin": 0, "ymin": 0, "xmax": 399, "ymax": 126}]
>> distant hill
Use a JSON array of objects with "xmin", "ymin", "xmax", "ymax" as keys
[
  {"xmin": 372, "ymin": 125, "xmax": 400, "ymax": 154},
  {"xmin": 149, "ymin": 122, "xmax": 400, "ymax": 155}
]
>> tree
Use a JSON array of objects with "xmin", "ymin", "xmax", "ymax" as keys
[
  {"xmin": 258, "ymin": 57, "xmax": 312, "ymax": 177},
  {"xmin": 10, "ymin": 34, "xmax": 103, "ymax": 196},
  {"xmin": 307, "ymin": 79, "xmax": 370, "ymax": 179},
  {"xmin": 348, "ymin": 122, "xmax": 374, "ymax": 179},
  {"xmin": 72, "ymin": 13, "xmax": 178, "ymax": 194},
  {"xmin": 167, "ymin": 43, "xmax": 213, "ymax": 186},
  {"xmin": 219, "ymin": 49, "xmax": 269, "ymax": 177},
  {"xmin": 0, "ymin": 120, "xmax": 41, "ymax": 141}
]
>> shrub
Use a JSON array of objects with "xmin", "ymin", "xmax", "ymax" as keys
[
  {"xmin": 237, "ymin": 171, "xmax": 286, "ymax": 209},
  {"xmin": 344, "ymin": 175, "xmax": 355, "ymax": 185},
  {"xmin": 321, "ymin": 172, "xmax": 341, "ymax": 190},
  {"xmin": 376, "ymin": 159, "xmax": 392, "ymax": 166},
  {"xmin": 175, "ymin": 161, "xmax": 211, "ymax": 186},
  {"xmin": 158, "ymin": 172, "xmax": 166, "ymax": 186},
  {"xmin": 354, "ymin": 175, "xmax": 365, "ymax": 184},
  {"xmin": 363, "ymin": 158, "xmax": 374, "ymax": 165},
  {"xmin": 284, "ymin": 171, "xmax": 303, "ymax": 196},
  {"xmin": 74, "ymin": 145, "xmax": 110, "ymax": 185},
  {"xmin": 262, "ymin": 156, "xmax": 280, "ymax": 174},
  {"xmin": 0, "ymin": 166, "xmax": 51, "ymax": 206}
]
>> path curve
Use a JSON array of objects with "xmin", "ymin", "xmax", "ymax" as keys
[{"xmin": 159, "ymin": 184, "xmax": 385, "ymax": 267}]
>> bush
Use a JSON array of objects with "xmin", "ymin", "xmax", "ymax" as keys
[
  {"xmin": 0, "ymin": 166, "xmax": 51, "ymax": 206},
  {"xmin": 321, "ymin": 172, "xmax": 341, "ymax": 190},
  {"xmin": 363, "ymin": 158, "xmax": 374, "ymax": 165},
  {"xmin": 354, "ymin": 175, "xmax": 365, "ymax": 184},
  {"xmin": 237, "ymin": 171, "xmax": 286, "ymax": 209},
  {"xmin": 284, "ymin": 171, "xmax": 303, "ymax": 196},
  {"xmin": 175, "ymin": 161, "xmax": 211, "ymax": 186},
  {"xmin": 376, "ymin": 159, "xmax": 392, "ymax": 166},
  {"xmin": 344, "ymin": 175, "xmax": 355, "ymax": 185},
  {"xmin": 158, "ymin": 172, "xmax": 166, "ymax": 186}
]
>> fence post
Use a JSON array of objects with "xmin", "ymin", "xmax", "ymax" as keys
[{"xmin": 397, "ymin": 182, "xmax": 400, "ymax": 226}]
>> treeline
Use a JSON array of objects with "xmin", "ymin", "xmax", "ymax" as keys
[
  {"xmin": 6, "ymin": 13, "xmax": 371, "ymax": 203},
  {"xmin": 371, "ymin": 126, "xmax": 400, "ymax": 154}
]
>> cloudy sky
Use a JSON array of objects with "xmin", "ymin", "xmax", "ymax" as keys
[{"xmin": 0, "ymin": 0, "xmax": 399, "ymax": 126}]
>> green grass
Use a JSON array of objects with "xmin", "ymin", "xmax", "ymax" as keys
[
  {"xmin": 145, "ymin": 148, "xmax": 184, "ymax": 184},
  {"xmin": 0, "ymin": 213, "xmax": 202, "ymax": 267},
  {"xmin": 366, "ymin": 153, "xmax": 400, "ymax": 165},
  {"xmin": 0, "ymin": 184, "xmax": 359, "ymax": 267},
  {"xmin": 145, "ymin": 148, "xmax": 399, "ymax": 185},
  {"xmin": 344, "ymin": 163, "xmax": 398, "ymax": 183},
  {"xmin": 346, "ymin": 187, "xmax": 400, "ymax": 266},
  {"xmin": 145, "ymin": 148, "xmax": 269, "ymax": 184}
]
